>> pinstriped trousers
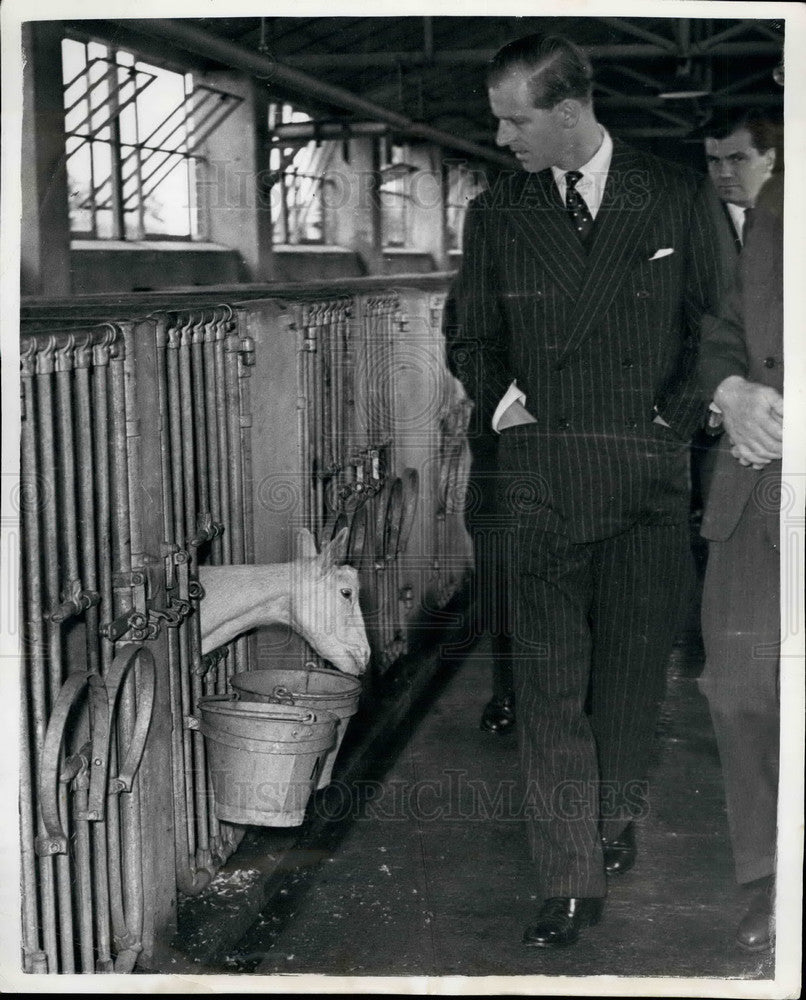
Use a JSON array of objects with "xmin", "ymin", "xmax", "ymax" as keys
[{"xmin": 507, "ymin": 520, "xmax": 693, "ymax": 898}]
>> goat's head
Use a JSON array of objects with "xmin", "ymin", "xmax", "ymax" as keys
[{"xmin": 290, "ymin": 526, "xmax": 370, "ymax": 676}]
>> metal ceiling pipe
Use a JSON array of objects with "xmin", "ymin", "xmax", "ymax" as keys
[
  {"xmin": 274, "ymin": 41, "xmax": 783, "ymax": 70},
  {"xmin": 273, "ymin": 121, "xmax": 390, "ymax": 142},
  {"xmin": 121, "ymin": 19, "xmax": 514, "ymax": 168}
]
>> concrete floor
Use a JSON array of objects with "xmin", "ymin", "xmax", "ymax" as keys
[{"xmin": 179, "ymin": 632, "xmax": 778, "ymax": 986}]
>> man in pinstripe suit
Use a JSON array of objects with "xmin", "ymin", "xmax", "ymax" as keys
[{"xmin": 447, "ymin": 33, "xmax": 731, "ymax": 947}]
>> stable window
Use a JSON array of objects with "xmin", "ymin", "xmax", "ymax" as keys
[
  {"xmin": 446, "ymin": 162, "xmax": 486, "ymax": 251},
  {"xmin": 61, "ymin": 37, "xmax": 241, "ymax": 241},
  {"xmin": 380, "ymin": 142, "xmax": 417, "ymax": 248},
  {"xmin": 268, "ymin": 104, "xmax": 342, "ymax": 245}
]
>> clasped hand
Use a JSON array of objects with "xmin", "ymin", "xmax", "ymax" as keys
[{"xmin": 713, "ymin": 375, "xmax": 783, "ymax": 470}]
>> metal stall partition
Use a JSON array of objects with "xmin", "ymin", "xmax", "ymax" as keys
[
  {"xmin": 18, "ymin": 307, "xmax": 255, "ymax": 973},
  {"xmin": 148, "ymin": 306, "xmax": 256, "ymax": 900},
  {"xmin": 20, "ymin": 325, "xmax": 163, "ymax": 973},
  {"xmin": 18, "ymin": 277, "xmax": 470, "ymax": 973},
  {"xmin": 244, "ymin": 285, "xmax": 473, "ymax": 687}
]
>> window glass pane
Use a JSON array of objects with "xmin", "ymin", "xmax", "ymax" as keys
[
  {"xmin": 446, "ymin": 164, "xmax": 485, "ymax": 250},
  {"xmin": 134, "ymin": 62, "xmax": 186, "ymax": 150},
  {"xmin": 268, "ymin": 103, "xmax": 339, "ymax": 245},
  {"xmin": 62, "ymin": 40, "xmax": 88, "ymax": 135},
  {"xmin": 143, "ymin": 152, "xmax": 191, "ymax": 236},
  {"xmin": 87, "ymin": 53, "xmax": 111, "ymax": 141},
  {"xmin": 63, "ymin": 37, "xmax": 238, "ymax": 240},
  {"xmin": 65, "ymin": 136, "xmax": 93, "ymax": 233},
  {"xmin": 62, "ymin": 38, "xmax": 86, "ymax": 89},
  {"xmin": 381, "ymin": 186, "xmax": 406, "ymax": 247},
  {"xmin": 91, "ymin": 142, "xmax": 113, "ymax": 235}
]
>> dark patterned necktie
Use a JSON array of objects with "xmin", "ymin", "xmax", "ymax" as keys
[
  {"xmin": 741, "ymin": 206, "xmax": 754, "ymax": 246},
  {"xmin": 565, "ymin": 170, "xmax": 594, "ymax": 245}
]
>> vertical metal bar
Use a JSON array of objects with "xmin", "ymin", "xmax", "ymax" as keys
[
  {"xmin": 332, "ymin": 304, "xmax": 346, "ymax": 482},
  {"xmin": 178, "ymin": 315, "xmax": 198, "ymax": 544},
  {"xmin": 18, "ymin": 664, "xmax": 42, "ymax": 973},
  {"xmin": 224, "ymin": 325, "xmax": 247, "ymax": 672},
  {"xmin": 120, "ymin": 322, "xmax": 146, "ymax": 966},
  {"xmin": 190, "ymin": 312, "xmax": 211, "ymax": 527},
  {"xmin": 237, "ymin": 311, "xmax": 255, "ymax": 569},
  {"xmin": 91, "ymin": 332, "xmax": 117, "ymax": 967},
  {"xmin": 156, "ymin": 316, "xmax": 196, "ymax": 891},
  {"xmin": 214, "ymin": 328, "xmax": 232, "ymax": 565},
  {"xmin": 74, "ymin": 339, "xmax": 101, "ymax": 676},
  {"xmin": 166, "ymin": 324, "xmax": 197, "ymax": 870},
  {"xmin": 189, "ymin": 309, "xmax": 221, "ymax": 862},
  {"xmin": 108, "ymin": 333, "xmax": 145, "ymax": 969},
  {"xmin": 108, "ymin": 332, "xmax": 133, "ymax": 598},
  {"xmin": 56, "ymin": 779, "xmax": 76, "ymax": 974},
  {"xmin": 34, "ymin": 341, "xmax": 63, "ymax": 707},
  {"xmin": 322, "ymin": 306, "xmax": 334, "ymax": 493},
  {"xmin": 56, "ymin": 333, "xmax": 101, "ymax": 999},
  {"xmin": 91, "ymin": 822, "xmax": 113, "ymax": 971},
  {"xmin": 313, "ymin": 306, "xmax": 325, "ymax": 538},
  {"xmin": 234, "ymin": 309, "xmax": 255, "ymax": 675},
  {"xmin": 35, "ymin": 339, "xmax": 76, "ymax": 972},
  {"xmin": 178, "ymin": 315, "xmax": 212, "ymax": 873},
  {"xmin": 298, "ymin": 308, "xmax": 312, "ymax": 532},
  {"xmin": 203, "ymin": 667, "xmax": 222, "ymax": 863},
  {"xmin": 93, "ymin": 333, "xmax": 116, "ymax": 678},
  {"xmin": 121, "ymin": 320, "xmax": 145, "ymax": 569},
  {"xmin": 73, "ymin": 777, "xmax": 95, "ymax": 973},
  {"xmin": 19, "ymin": 344, "xmax": 50, "ymax": 973},
  {"xmin": 55, "ymin": 343, "xmax": 81, "ymax": 594},
  {"xmin": 203, "ymin": 315, "xmax": 224, "ymax": 566}
]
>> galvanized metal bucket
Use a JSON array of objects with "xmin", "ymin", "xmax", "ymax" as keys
[
  {"xmin": 197, "ymin": 695, "xmax": 338, "ymax": 827},
  {"xmin": 230, "ymin": 667, "xmax": 362, "ymax": 789}
]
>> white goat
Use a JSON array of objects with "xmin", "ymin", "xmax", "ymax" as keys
[{"xmin": 197, "ymin": 527, "xmax": 370, "ymax": 675}]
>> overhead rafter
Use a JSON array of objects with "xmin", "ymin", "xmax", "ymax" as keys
[
  {"xmin": 275, "ymin": 39, "xmax": 782, "ymax": 71},
  {"xmin": 593, "ymin": 81, "xmax": 692, "ymax": 129},
  {"xmin": 121, "ymin": 18, "xmax": 516, "ymax": 168},
  {"xmin": 596, "ymin": 17, "xmax": 679, "ymax": 53}
]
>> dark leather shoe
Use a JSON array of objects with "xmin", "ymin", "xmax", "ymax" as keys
[
  {"xmin": 736, "ymin": 881, "xmax": 774, "ymax": 953},
  {"xmin": 602, "ymin": 822, "xmax": 636, "ymax": 875},
  {"xmin": 479, "ymin": 693, "xmax": 516, "ymax": 734},
  {"xmin": 522, "ymin": 897, "xmax": 604, "ymax": 947}
]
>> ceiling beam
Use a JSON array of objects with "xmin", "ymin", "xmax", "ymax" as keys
[
  {"xmin": 275, "ymin": 40, "xmax": 783, "ymax": 71},
  {"xmin": 594, "ymin": 81, "xmax": 692, "ymax": 129},
  {"xmin": 595, "ymin": 93, "xmax": 782, "ymax": 109},
  {"xmin": 596, "ymin": 17, "xmax": 679, "ymax": 53},
  {"xmin": 120, "ymin": 18, "xmax": 515, "ymax": 168},
  {"xmin": 698, "ymin": 19, "xmax": 760, "ymax": 50},
  {"xmin": 713, "ymin": 66, "xmax": 779, "ymax": 96}
]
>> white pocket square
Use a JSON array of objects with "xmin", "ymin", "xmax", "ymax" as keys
[{"xmin": 649, "ymin": 248, "xmax": 674, "ymax": 260}]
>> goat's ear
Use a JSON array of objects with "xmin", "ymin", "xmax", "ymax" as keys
[
  {"xmin": 319, "ymin": 526, "xmax": 350, "ymax": 567},
  {"xmin": 295, "ymin": 527, "xmax": 319, "ymax": 560}
]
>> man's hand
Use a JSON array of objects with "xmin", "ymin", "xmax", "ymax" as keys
[{"xmin": 713, "ymin": 375, "xmax": 783, "ymax": 467}]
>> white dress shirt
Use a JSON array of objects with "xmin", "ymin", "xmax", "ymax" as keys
[
  {"xmin": 726, "ymin": 202, "xmax": 747, "ymax": 244},
  {"xmin": 551, "ymin": 128, "xmax": 614, "ymax": 219}
]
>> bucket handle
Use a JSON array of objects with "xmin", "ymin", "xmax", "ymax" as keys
[
  {"xmin": 270, "ymin": 685, "xmax": 296, "ymax": 705},
  {"xmin": 230, "ymin": 684, "xmax": 298, "ymax": 706}
]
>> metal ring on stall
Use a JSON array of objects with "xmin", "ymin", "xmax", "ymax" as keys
[
  {"xmin": 396, "ymin": 468, "xmax": 419, "ymax": 556},
  {"xmin": 36, "ymin": 670, "xmax": 108, "ymax": 855},
  {"xmin": 347, "ymin": 504, "xmax": 368, "ymax": 566},
  {"xmin": 383, "ymin": 477, "xmax": 403, "ymax": 562}
]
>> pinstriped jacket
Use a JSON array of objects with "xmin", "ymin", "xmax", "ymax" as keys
[{"xmin": 446, "ymin": 138, "xmax": 733, "ymax": 543}]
